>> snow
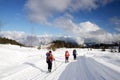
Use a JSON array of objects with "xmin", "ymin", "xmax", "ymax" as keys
[{"xmin": 0, "ymin": 44, "xmax": 120, "ymax": 80}]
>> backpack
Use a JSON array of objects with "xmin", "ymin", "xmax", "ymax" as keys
[
  {"xmin": 46, "ymin": 53, "xmax": 50, "ymax": 63},
  {"xmin": 73, "ymin": 50, "xmax": 76, "ymax": 55},
  {"xmin": 65, "ymin": 51, "xmax": 69, "ymax": 57},
  {"xmin": 46, "ymin": 53, "xmax": 54, "ymax": 63}
]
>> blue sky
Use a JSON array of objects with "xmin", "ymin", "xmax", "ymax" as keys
[
  {"xmin": 72, "ymin": 1, "xmax": 120, "ymax": 32},
  {"xmin": 0, "ymin": 0, "xmax": 120, "ymax": 36}
]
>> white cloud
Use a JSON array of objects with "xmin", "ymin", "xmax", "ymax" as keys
[
  {"xmin": 53, "ymin": 15, "xmax": 101, "ymax": 36},
  {"xmin": 0, "ymin": 31, "xmax": 26, "ymax": 39},
  {"xmin": 53, "ymin": 15, "xmax": 119, "ymax": 43},
  {"xmin": 1, "ymin": 0, "xmax": 116, "ymax": 45},
  {"xmin": 0, "ymin": 31, "xmax": 27, "ymax": 43},
  {"xmin": 25, "ymin": 0, "xmax": 117, "ymax": 44},
  {"xmin": 25, "ymin": 0, "xmax": 70, "ymax": 24},
  {"xmin": 79, "ymin": 21, "xmax": 100, "ymax": 32},
  {"xmin": 0, "ymin": 31, "xmax": 120, "ymax": 46},
  {"xmin": 25, "ymin": 0, "xmax": 113, "ymax": 24},
  {"xmin": 69, "ymin": 0, "xmax": 98, "ymax": 11}
]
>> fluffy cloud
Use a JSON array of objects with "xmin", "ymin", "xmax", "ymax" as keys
[
  {"xmin": 0, "ymin": 30, "xmax": 120, "ymax": 46},
  {"xmin": 79, "ymin": 21, "xmax": 100, "ymax": 32},
  {"xmin": 53, "ymin": 15, "xmax": 101, "ymax": 36},
  {"xmin": 23, "ymin": 0, "xmax": 118, "ymax": 45},
  {"xmin": 25, "ymin": 0, "xmax": 113, "ymax": 24},
  {"xmin": 25, "ymin": 0, "xmax": 70, "ymax": 24},
  {"xmin": 0, "ymin": 31, "xmax": 26, "ymax": 42},
  {"xmin": 53, "ymin": 15, "xmax": 119, "ymax": 43},
  {"xmin": 0, "ymin": 31, "xmax": 83, "ymax": 45}
]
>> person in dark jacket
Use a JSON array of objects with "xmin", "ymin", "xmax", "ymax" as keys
[
  {"xmin": 73, "ymin": 49, "xmax": 77, "ymax": 60},
  {"xmin": 46, "ymin": 51, "xmax": 55, "ymax": 72}
]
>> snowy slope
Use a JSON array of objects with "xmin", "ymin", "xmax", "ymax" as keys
[{"xmin": 0, "ymin": 44, "xmax": 120, "ymax": 80}]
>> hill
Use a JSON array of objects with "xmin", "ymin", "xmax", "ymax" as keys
[
  {"xmin": 0, "ymin": 37, "xmax": 24, "ymax": 46},
  {"xmin": 48, "ymin": 40, "xmax": 84, "ymax": 50}
]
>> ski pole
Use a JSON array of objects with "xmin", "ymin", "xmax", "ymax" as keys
[{"xmin": 54, "ymin": 60, "xmax": 57, "ymax": 71}]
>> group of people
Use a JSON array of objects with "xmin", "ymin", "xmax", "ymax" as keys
[
  {"xmin": 46, "ymin": 49, "xmax": 77, "ymax": 72},
  {"xmin": 65, "ymin": 49, "xmax": 77, "ymax": 63}
]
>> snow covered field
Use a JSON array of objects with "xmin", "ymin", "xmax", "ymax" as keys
[{"xmin": 0, "ymin": 44, "xmax": 120, "ymax": 80}]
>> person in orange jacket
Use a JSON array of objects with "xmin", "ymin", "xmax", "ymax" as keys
[
  {"xmin": 46, "ymin": 51, "xmax": 55, "ymax": 72},
  {"xmin": 65, "ymin": 50, "xmax": 70, "ymax": 63}
]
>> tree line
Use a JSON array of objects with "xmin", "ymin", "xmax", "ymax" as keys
[
  {"xmin": 48, "ymin": 40, "xmax": 84, "ymax": 51},
  {"xmin": 0, "ymin": 37, "xmax": 24, "ymax": 46}
]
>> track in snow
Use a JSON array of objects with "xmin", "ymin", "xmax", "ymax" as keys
[
  {"xmin": 1, "ymin": 56, "xmax": 120, "ymax": 80},
  {"xmin": 59, "ymin": 56, "xmax": 120, "ymax": 80}
]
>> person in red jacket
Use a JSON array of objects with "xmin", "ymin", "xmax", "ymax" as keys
[
  {"xmin": 46, "ymin": 51, "xmax": 55, "ymax": 72},
  {"xmin": 65, "ymin": 50, "xmax": 70, "ymax": 63}
]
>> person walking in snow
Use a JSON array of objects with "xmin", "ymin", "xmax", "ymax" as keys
[
  {"xmin": 73, "ymin": 49, "xmax": 77, "ymax": 60},
  {"xmin": 46, "ymin": 51, "xmax": 55, "ymax": 72},
  {"xmin": 65, "ymin": 50, "xmax": 70, "ymax": 63}
]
